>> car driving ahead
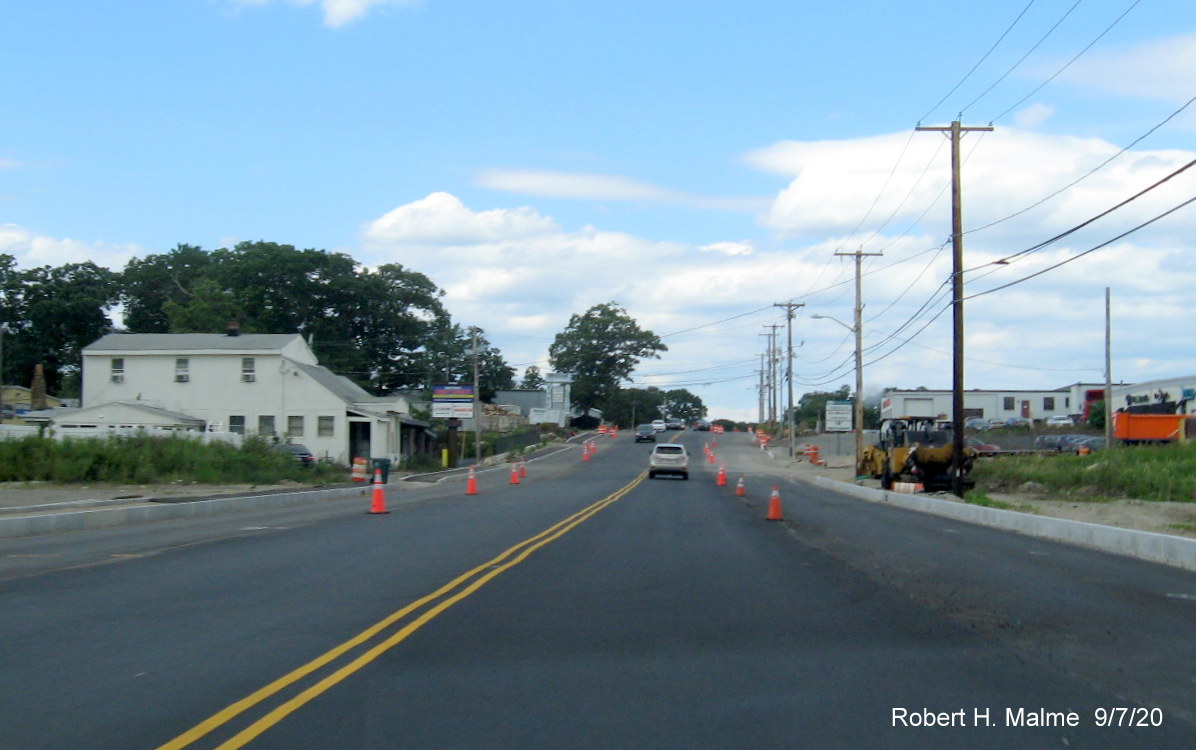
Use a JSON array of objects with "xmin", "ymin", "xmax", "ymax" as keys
[
  {"xmin": 635, "ymin": 424, "xmax": 656, "ymax": 443},
  {"xmin": 648, "ymin": 443, "xmax": 689, "ymax": 480}
]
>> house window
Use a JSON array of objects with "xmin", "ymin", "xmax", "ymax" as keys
[
  {"xmin": 175, "ymin": 358, "xmax": 190, "ymax": 383},
  {"xmin": 1003, "ymin": 397, "xmax": 1015, "ymax": 410},
  {"xmin": 242, "ymin": 357, "xmax": 256, "ymax": 383},
  {"xmin": 258, "ymin": 415, "xmax": 276, "ymax": 436},
  {"xmin": 1044, "ymin": 397, "xmax": 1056, "ymax": 411},
  {"xmin": 111, "ymin": 358, "xmax": 125, "ymax": 384},
  {"xmin": 287, "ymin": 416, "xmax": 304, "ymax": 437},
  {"xmin": 318, "ymin": 416, "xmax": 334, "ymax": 437},
  {"xmin": 229, "ymin": 415, "xmax": 246, "ymax": 435}
]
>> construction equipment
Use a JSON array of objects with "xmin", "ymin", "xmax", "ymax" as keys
[{"xmin": 859, "ymin": 417, "xmax": 976, "ymax": 492}]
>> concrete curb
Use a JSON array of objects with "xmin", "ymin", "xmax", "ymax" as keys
[
  {"xmin": 814, "ymin": 475, "xmax": 1196, "ymax": 573},
  {"xmin": 0, "ymin": 485, "xmax": 367, "ymax": 540}
]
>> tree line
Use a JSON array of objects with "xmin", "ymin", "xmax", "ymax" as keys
[{"xmin": 0, "ymin": 242, "xmax": 706, "ymax": 423}]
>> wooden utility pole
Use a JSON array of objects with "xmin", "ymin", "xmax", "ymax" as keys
[
  {"xmin": 764, "ymin": 324, "xmax": 782, "ymax": 425},
  {"xmin": 774, "ymin": 301, "xmax": 805, "ymax": 456},
  {"xmin": 917, "ymin": 120, "xmax": 993, "ymax": 497},
  {"xmin": 1105, "ymin": 287, "xmax": 1113, "ymax": 450},
  {"xmin": 835, "ymin": 249, "xmax": 881, "ymax": 475}
]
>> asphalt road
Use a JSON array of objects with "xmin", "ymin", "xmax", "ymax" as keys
[{"xmin": 2, "ymin": 432, "xmax": 1195, "ymax": 748}]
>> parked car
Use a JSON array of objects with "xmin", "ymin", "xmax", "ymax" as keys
[
  {"xmin": 965, "ymin": 417, "xmax": 992, "ymax": 430},
  {"xmin": 272, "ymin": 442, "xmax": 315, "ymax": 468},
  {"xmin": 634, "ymin": 424, "xmax": 657, "ymax": 443},
  {"xmin": 651, "ymin": 419, "xmax": 667, "ymax": 433},
  {"xmin": 965, "ymin": 437, "xmax": 1001, "ymax": 456},
  {"xmin": 1073, "ymin": 436, "xmax": 1106, "ymax": 453},
  {"xmin": 648, "ymin": 443, "xmax": 689, "ymax": 480},
  {"xmin": 1055, "ymin": 434, "xmax": 1092, "ymax": 452},
  {"xmin": 1001, "ymin": 417, "xmax": 1033, "ymax": 428},
  {"xmin": 1045, "ymin": 415, "xmax": 1076, "ymax": 426}
]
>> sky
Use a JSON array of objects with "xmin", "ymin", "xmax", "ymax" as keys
[{"xmin": 4, "ymin": 0, "xmax": 1196, "ymax": 422}]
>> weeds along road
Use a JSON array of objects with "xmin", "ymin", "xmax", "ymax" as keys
[{"xmin": 3, "ymin": 431, "xmax": 1196, "ymax": 748}]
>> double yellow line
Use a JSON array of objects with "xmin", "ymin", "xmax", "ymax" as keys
[{"xmin": 157, "ymin": 471, "xmax": 646, "ymax": 750}]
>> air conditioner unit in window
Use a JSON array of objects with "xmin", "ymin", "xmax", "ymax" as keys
[
  {"xmin": 242, "ymin": 374, "xmax": 256, "ymax": 383},
  {"xmin": 175, "ymin": 374, "xmax": 190, "ymax": 383},
  {"xmin": 111, "ymin": 374, "xmax": 125, "ymax": 383}
]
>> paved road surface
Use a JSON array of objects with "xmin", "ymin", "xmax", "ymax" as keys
[{"xmin": 2, "ymin": 431, "xmax": 1193, "ymax": 748}]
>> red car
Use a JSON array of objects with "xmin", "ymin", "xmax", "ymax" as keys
[{"xmin": 965, "ymin": 437, "xmax": 1001, "ymax": 456}]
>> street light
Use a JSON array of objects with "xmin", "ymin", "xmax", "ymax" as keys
[{"xmin": 812, "ymin": 314, "xmax": 864, "ymax": 477}]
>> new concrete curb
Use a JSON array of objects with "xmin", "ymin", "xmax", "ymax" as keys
[
  {"xmin": 814, "ymin": 475, "xmax": 1196, "ymax": 573},
  {"xmin": 0, "ymin": 485, "xmax": 367, "ymax": 540}
]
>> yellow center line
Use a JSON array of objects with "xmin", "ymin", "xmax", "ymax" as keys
[{"xmin": 156, "ymin": 472, "xmax": 645, "ymax": 750}]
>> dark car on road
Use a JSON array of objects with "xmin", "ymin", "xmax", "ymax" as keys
[
  {"xmin": 272, "ymin": 442, "xmax": 315, "ymax": 467},
  {"xmin": 635, "ymin": 424, "xmax": 656, "ymax": 443}
]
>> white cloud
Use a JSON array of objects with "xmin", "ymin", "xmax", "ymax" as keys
[
  {"xmin": 1050, "ymin": 33, "xmax": 1196, "ymax": 104},
  {"xmin": 475, "ymin": 168, "xmax": 769, "ymax": 213},
  {"xmin": 1013, "ymin": 103, "xmax": 1054, "ymax": 130},
  {"xmin": 0, "ymin": 224, "xmax": 144, "ymax": 271},
  {"xmin": 362, "ymin": 192, "xmax": 558, "ymax": 245},
  {"xmin": 352, "ymin": 125, "xmax": 1196, "ymax": 421},
  {"xmin": 229, "ymin": 0, "xmax": 418, "ymax": 28},
  {"xmin": 700, "ymin": 241, "xmax": 754, "ymax": 256}
]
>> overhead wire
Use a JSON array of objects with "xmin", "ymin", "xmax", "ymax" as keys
[{"xmin": 985, "ymin": 0, "xmax": 1146, "ymax": 124}]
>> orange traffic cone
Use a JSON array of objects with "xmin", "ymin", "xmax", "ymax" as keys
[
  {"xmin": 367, "ymin": 469, "xmax": 390, "ymax": 514},
  {"xmin": 519, "ymin": 460, "xmax": 528, "ymax": 478},
  {"xmin": 716, "ymin": 464, "xmax": 727, "ymax": 487},
  {"xmin": 736, "ymin": 475, "xmax": 746, "ymax": 497},
  {"xmin": 466, "ymin": 466, "xmax": 478, "ymax": 496},
  {"xmin": 510, "ymin": 464, "xmax": 520, "ymax": 485},
  {"xmin": 582, "ymin": 442, "xmax": 591, "ymax": 461},
  {"xmin": 766, "ymin": 485, "xmax": 783, "ymax": 521}
]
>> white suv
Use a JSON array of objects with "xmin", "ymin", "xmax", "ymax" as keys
[{"xmin": 648, "ymin": 443, "xmax": 689, "ymax": 480}]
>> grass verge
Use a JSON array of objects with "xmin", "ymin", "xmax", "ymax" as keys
[{"xmin": 971, "ymin": 442, "xmax": 1196, "ymax": 504}]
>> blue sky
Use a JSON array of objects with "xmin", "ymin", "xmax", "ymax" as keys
[{"xmin": 4, "ymin": 0, "xmax": 1196, "ymax": 421}]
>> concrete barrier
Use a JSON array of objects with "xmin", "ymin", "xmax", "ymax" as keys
[{"xmin": 814, "ymin": 475, "xmax": 1196, "ymax": 573}]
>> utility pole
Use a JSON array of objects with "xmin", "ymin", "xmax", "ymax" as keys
[
  {"xmin": 758, "ymin": 332, "xmax": 773, "ymax": 424},
  {"xmin": 763, "ymin": 325, "xmax": 782, "ymax": 425},
  {"xmin": 757, "ymin": 357, "xmax": 766, "ymax": 426},
  {"xmin": 1105, "ymin": 287, "xmax": 1113, "ymax": 450},
  {"xmin": 835, "ymin": 249, "xmax": 881, "ymax": 475},
  {"xmin": 917, "ymin": 119, "xmax": 993, "ymax": 497},
  {"xmin": 774, "ymin": 301, "xmax": 804, "ymax": 458},
  {"xmin": 471, "ymin": 328, "xmax": 481, "ymax": 465}
]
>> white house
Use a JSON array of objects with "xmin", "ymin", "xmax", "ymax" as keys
[{"xmin": 79, "ymin": 331, "xmax": 430, "ymax": 465}]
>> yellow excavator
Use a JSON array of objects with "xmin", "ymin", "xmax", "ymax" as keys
[{"xmin": 859, "ymin": 417, "xmax": 976, "ymax": 491}]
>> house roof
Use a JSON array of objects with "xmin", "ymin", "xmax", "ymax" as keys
[
  {"xmin": 85, "ymin": 333, "xmax": 304, "ymax": 353},
  {"xmin": 24, "ymin": 402, "xmax": 206, "ymax": 426}
]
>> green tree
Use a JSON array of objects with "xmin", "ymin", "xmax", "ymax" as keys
[
  {"xmin": 548, "ymin": 302, "xmax": 666, "ymax": 414},
  {"xmin": 603, "ymin": 386, "xmax": 665, "ymax": 427},
  {"xmin": 1087, "ymin": 400, "xmax": 1107, "ymax": 430},
  {"xmin": 662, "ymin": 388, "xmax": 706, "ymax": 423},
  {"xmin": 794, "ymin": 385, "xmax": 852, "ymax": 430},
  {"xmin": 120, "ymin": 244, "xmax": 214, "ymax": 332},
  {"xmin": 1, "ymin": 260, "xmax": 119, "ymax": 396},
  {"xmin": 163, "ymin": 278, "xmax": 243, "ymax": 332},
  {"xmin": 520, "ymin": 365, "xmax": 545, "ymax": 390},
  {"xmin": 121, "ymin": 242, "xmax": 455, "ymax": 393}
]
